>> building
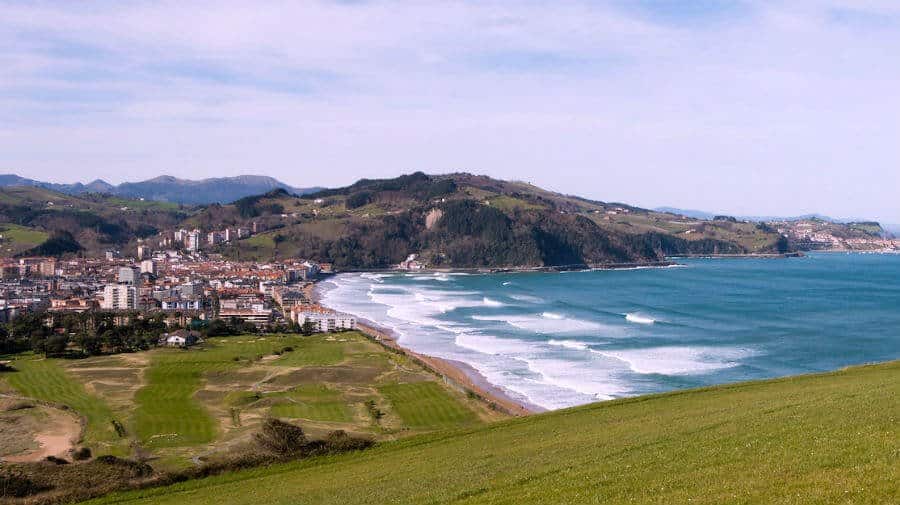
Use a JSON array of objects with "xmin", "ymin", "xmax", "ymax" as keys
[
  {"xmin": 160, "ymin": 297, "xmax": 203, "ymax": 311},
  {"xmin": 207, "ymin": 232, "xmax": 223, "ymax": 246},
  {"xmin": 39, "ymin": 259, "xmax": 57, "ymax": 277},
  {"xmin": 160, "ymin": 329, "xmax": 201, "ymax": 347},
  {"xmin": 273, "ymin": 287, "xmax": 306, "ymax": 308},
  {"xmin": 236, "ymin": 227, "xmax": 251, "ymax": 239},
  {"xmin": 224, "ymin": 228, "xmax": 233, "ymax": 242},
  {"xmin": 49, "ymin": 297, "xmax": 98, "ymax": 313},
  {"xmin": 140, "ymin": 259, "xmax": 156, "ymax": 275},
  {"xmin": 136, "ymin": 245, "xmax": 150, "ymax": 260},
  {"xmin": 101, "ymin": 284, "xmax": 137, "ymax": 310},
  {"xmin": 291, "ymin": 308, "xmax": 356, "ymax": 332},
  {"xmin": 187, "ymin": 230, "xmax": 201, "ymax": 252},
  {"xmin": 117, "ymin": 266, "xmax": 139, "ymax": 284},
  {"xmin": 218, "ymin": 308, "xmax": 272, "ymax": 327},
  {"xmin": 179, "ymin": 281, "xmax": 204, "ymax": 297}
]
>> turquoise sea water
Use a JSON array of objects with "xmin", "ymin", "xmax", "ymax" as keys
[{"xmin": 321, "ymin": 253, "xmax": 900, "ymax": 410}]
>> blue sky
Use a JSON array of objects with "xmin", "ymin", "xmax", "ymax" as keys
[{"xmin": 1, "ymin": 0, "xmax": 899, "ymax": 222}]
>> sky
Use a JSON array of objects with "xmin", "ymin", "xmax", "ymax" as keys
[{"xmin": 2, "ymin": 1, "xmax": 899, "ymax": 222}]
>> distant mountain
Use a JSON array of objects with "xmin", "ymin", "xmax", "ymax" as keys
[{"xmin": 0, "ymin": 173, "xmax": 321, "ymax": 205}]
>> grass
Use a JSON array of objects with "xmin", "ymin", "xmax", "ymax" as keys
[
  {"xmin": 379, "ymin": 382, "xmax": 479, "ymax": 430},
  {"xmin": 0, "ymin": 223, "xmax": 50, "ymax": 254},
  {"xmin": 2, "ymin": 332, "xmax": 487, "ymax": 473},
  {"xmin": 273, "ymin": 335, "xmax": 344, "ymax": 367},
  {"xmin": 86, "ymin": 361, "xmax": 899, "ymax": 505},
  {"xmin": 1, "ymin": 355, "xmax": 128, "ymax": 455},
  {"xmin": 132, "ymin": 337, "xmax": 307, "ymax": 448},
  {"xmin": 267, "ymin": 384, "xmax": 353, "ymax": 423}
]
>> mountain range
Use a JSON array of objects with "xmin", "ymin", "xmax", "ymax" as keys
[{"xmin": 0, "ymin": 174, "xmax": 320, "ymax": 205}]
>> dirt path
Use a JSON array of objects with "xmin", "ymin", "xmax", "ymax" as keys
[{"xmin": 3, "ymin": 405, "xmax": 82, "ymax": 463}]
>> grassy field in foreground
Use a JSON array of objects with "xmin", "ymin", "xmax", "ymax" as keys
[
  {"xmin": 87, "ymin": 361, "xmax": 899, "ymax": 505},
  {"xmin": 1, "ymin": 333, "xmax": 495, "ymax": 468},
  {"xmin": 2, "ymin": 355, "xmax": 130, "ymax": 455}
]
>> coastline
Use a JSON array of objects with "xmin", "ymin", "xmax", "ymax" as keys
[{"xmin": 308, "ymin": 281, "xmax": 539, "ymax": 416}]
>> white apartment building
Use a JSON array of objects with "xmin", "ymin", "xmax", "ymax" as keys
[
  {"xmin": 140, "ymin": 259, "xmax": 156, "ymax": 275},
  {"xmin": 292, "ymin": 309, "xmax": 357, "ymax": 333},
  {"xmin": 101, "ymin": 284, "xmax": 137, "ymax": 310},
  {"xmin": 187, "ymin": 231, "xmax": 201, "ymax": 252}
]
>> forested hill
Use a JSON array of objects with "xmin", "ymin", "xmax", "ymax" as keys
[
  {"xmin": 199, "ymin": 172, "xmax": 792, "ymax": 268},
  {"xmin": 0, "ymin": 172, "xmax": 796, "ymax": 267}
]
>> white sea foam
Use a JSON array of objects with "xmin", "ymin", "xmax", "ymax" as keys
[
  {"xmin": 547, "ymin": 339, "xmax": 590, "ymax": 351},
  {"xmin": 596, "ymin": 346, "xmax": 755, "ymax": 376},
  {"xmin": 472, "ymin": 313, "xmax": 604, "ymax": 334},
  {"xmin": 519, "ymin": 355, "xmax": 630, "ymax": 402},
  {"xmin": 483, "ymin": 297, "xmax": 505, "ymax": 307},
  {"xmin": 502, "ymin": 281, "xmax": 512, "ymax": 286},
  {"xmin": 509, "ymin": 294, "xmax": 544, "ymax": 303},
  {"xmin": 625, "ymin": 313, "xmax": 655, "ymax": 324},
  {"xmin": 455, "ymin": 334, "xmax": 537, "ymax": 356},
  {"xmin": 542, "ymin": 311, "xmax": 564, "ymax": 320}
]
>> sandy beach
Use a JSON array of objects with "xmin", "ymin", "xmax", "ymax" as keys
[{"xmin": 308, "ymin": 280, "xmax": 538, "ymax": 416}]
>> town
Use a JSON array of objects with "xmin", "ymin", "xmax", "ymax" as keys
[{"xmin": 0, "ymin": 227, "xmax": 356, "ymax": 353}]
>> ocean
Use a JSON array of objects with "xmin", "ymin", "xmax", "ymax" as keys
[{"xmin": 320, "ymin": 253, "xmax": 900, "ymax": 410}]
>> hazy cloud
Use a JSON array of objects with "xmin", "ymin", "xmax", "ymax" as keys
[{"xmin": 1, "ymin": 0, "xmax": 899, "ymax": 221}]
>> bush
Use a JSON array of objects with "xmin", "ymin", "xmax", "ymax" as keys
[
  {"xmin": 254, "ymin": 418, "xmax": 307, "ymax": 456},
  {"xmin": 44, "ymin": 455, "xmax": 69, "ymax": 465},
  {"xmin": 72, "ymin": 447, "xmax": 93, "ymax": 461},
  {"xmin": 94, "ymin": 455, "xmax": 153, "ymax": 478},
  {"xmin": 0, "ymin": 473, "xmax": 50, "ymax": 498},
  {"xmin": 323, "ymin": 430, "xmax": 374, "ymax": 453}
]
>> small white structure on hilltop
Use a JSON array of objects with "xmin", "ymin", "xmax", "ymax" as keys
[{"xmin": 291, "ymin": 307, "xmax": 356, "ymax": 333}]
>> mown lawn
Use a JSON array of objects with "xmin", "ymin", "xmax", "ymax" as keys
[
  {"xmin": 1, "ymin": 355, "xmax": 128, "ymax": 455},
  {"xmin": 132, "ymin": 336, "xmax": 312, "ymax": 448},
  {"xmin": 87, "ymin": 361, "xmax": 899, "ymax": 505},
  {"xmin": 273, "ymin": 335, "xmax": 345, "ymax": 367},
  {"xmin": 379, "ymin": 381, "xmax": 479, "ymax": 430}
]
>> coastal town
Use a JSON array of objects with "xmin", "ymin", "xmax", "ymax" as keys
[{"xmin": 0, "ymin": 225, "xmax": 357, "ymax": 343}]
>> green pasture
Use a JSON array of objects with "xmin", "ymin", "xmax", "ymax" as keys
[
  {"xmin": 87, "ymin": 361, "xmax": 899, "ymax": 505},
  {"xmin": 1, "ymin": 355, "xmax": 128, "ymax": 454}
]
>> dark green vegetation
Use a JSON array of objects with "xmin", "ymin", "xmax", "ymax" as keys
[
  {"xmin": 206, "ymin": 172, "xmax": 793, "ymax": 268},
  {"xmin": 1, "ymin": 312, "xmax": 170, "ymax": 357},
  {"xmin": 0, "ymin": 186, "xmax": 187, "ymax": 256},
  {"xmin": 83, "ymin": 361, "xmax": 899, "ymax": 505},
  {"xmin": 3, "ymin": 172, "xmax": 885, "ymax": 266}
]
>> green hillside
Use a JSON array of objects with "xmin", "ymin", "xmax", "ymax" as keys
[
  {"xmin": 0, "ymin": 186, "xmax": 189, "ymax": 256},
  {"xmin": 87, "ymin": 361, "xmax": 898, "ymax": 505},
  {"xmin": 207, "ymin": 173, "xmax": 789, "ymax": 268},
  {"xmin": 0, "ymin": 223, "xmax": 49, "ymax": 255}
]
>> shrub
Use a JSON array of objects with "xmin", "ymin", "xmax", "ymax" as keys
[
  {"xmin": 72, "ymin": 447, "xmax": 93, "ymax": 461},
  {"xmin": 0, "ymin": 473, "xmax": 51, "ymax": 498},
  {"xmin": 94, "ymin": 455, "xmax": 153, "ymax": 478},
  {"xmin": 254, "ymin": 418, "xmax": 307, "ymax": 456},
  {"xmin": 44, "ymin": 455, "xmax": 69, "ymax": 465},
  {"xmin": 323, "ymin": 430, "xmax": 374, "ymax": 453}
]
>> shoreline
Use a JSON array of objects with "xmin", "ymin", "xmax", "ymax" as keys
[{"xmin": 309, "ymin": 282, "xmax": 539, "ymax": 416}]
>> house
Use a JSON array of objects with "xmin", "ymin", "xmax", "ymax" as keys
[{"xmin": 160, "ymin": 329, "xmax": 201, "ymax": 347}]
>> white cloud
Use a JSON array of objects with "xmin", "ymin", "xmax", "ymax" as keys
[{"xmin": 1, "ymin": 0, "xmax": 899, "ymax": 221}]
